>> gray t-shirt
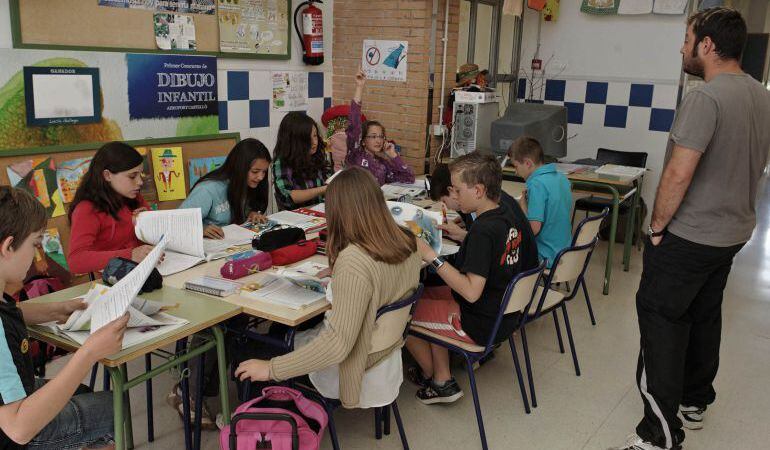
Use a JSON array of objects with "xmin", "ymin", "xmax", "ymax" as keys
[{"xmin": 666, "ymin": 73, "xmax": 770, "ymax": 247}]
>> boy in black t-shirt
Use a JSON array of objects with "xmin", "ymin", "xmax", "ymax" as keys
[
  {"xmin": 407, "ymin": 153, "xmax": 538, "ymax": 404},
  {"xmin": 0, "ymin": 186, "xmax": 129, "ymax": 449}
]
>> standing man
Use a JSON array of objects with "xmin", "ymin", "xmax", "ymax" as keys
[{"xmin": 616, "ymin": 8, "xmax": 770, "ymax": 450}]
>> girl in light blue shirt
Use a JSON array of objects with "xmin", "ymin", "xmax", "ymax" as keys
[{"xmin": 181, "ymin": 138, "xmax": 271, "ymax": 239}]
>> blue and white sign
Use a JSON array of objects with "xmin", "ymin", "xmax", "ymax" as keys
[{"xmin": 126, "ymin": 54, "xmax": 217, "ymax": 120}]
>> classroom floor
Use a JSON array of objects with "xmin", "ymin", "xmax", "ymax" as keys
[{"xmin": 48, "ymin": 178, "xmax": 770, "ymax": 450}]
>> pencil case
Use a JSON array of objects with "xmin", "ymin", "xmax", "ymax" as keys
[{"xmin": 220, "ymin": 250, "xmax": 273, "ymax": 280}]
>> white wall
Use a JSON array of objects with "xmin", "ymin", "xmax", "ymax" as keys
[{"xmin": 519, "ymin": 1, "xmax": 687, "ymax": 211}]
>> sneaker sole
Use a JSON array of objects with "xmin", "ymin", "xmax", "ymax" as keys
[
  {"xmin": 417, "ymin": 390, "xmax": 464, "ymax": 405},
  {"xmin": 678, "ymin": 411, "xmax": 703, "ymax": 430}
]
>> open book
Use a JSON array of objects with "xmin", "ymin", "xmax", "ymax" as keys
[
  {"xmin": 242, "ymin": 272, "xmax": 328, "ymax": 310},
  {"xmin": 268, "ymin": 210, "xmax": 326, "ymax": 232},
  {"xmin": 387, "ymin": 201, "xmax": 443, "ymax": 254},
  {"xmin": 382, "ymin": 182, "xmax": 427, "ymax": 200},
  {"xmin": 135, "ymin": 210, "xmax": 257, "ymax": 276}
]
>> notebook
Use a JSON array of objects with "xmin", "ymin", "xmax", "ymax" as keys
[{"xmin": 184, "ymin": 276, "xmax": 242, "ymax": 297}]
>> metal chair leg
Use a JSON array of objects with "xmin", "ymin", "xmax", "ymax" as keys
[
  {"xmin": 391, "ymin": 401, "xmax": 410, "ymax": 450},
  {"xmin": 193, "ymin": 351, "xmax": 205, "ymax": 450},
  {"xmin": 561, "ymin": 303, "xmax": 581, "ymax": 376},
  {"xmin": 326, "ymin": 403, "xmax": 341, "ymax": 450},
  {"xmin": 89, "ymin": 364, "xmax": 98, "ymax": 390},
  {"xmin": 520, "ymin": 326, "xmax": 537, "ymax": 408},
  {"xmin": 464, "ymin": 356, "xmax": 489, "ymax": 450},
  {"xmin": 103, "ymin": 366, "xmax": 111, "ymax": 391},
  {"xmin": 508, "ymin": 335, "xmax": 531, "ymax": 414},
  {"xmin": 145, "ymin": 354, "xmax": 154, "ymax": 442},
  {"xmin": 582, "ymin": 280, "xmax": 597, "ymax": 326},
  {"xmin": 374, "ymin": 407, "xmax": 383, "ymax": 440},
  {"xmin": 383, "ymin": 403, "xmax": 391, "ymax": 436},
  {"xmin": 553, "ymin": 310, "xmax": 565, "ymax": 353}
]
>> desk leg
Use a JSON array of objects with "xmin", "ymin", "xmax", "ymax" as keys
[
  {"xmin": 622, "ymin": 182, "xmax": 641, "ymax": 272},
  {"xmin": 109, "ymin": 367, "xmax": 125, "ymax": 450},
  {"xmin": 604, "ymin": 190, "xmax": 620, "ymax": 295},
  {"xmin": 120, "ymin": 363, "xmax": 134, "ymax": 450},
  {"xmin": 213, "ymin": 325, "xmax": 231, "ymax": 426}
]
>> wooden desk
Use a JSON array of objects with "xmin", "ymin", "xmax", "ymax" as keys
[
  {"xmin": 503, "ymin": 165, "xmax": 645, "ymax": 295},
  {"xmin": 165, "ymin": 253, "xmax": 332, "ymax": 327},
  {"xmin": 27, "ymin": 284, "xmax": 241, "ymax": 450}
]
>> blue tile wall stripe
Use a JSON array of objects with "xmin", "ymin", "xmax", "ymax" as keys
[
  {"xmin": 218, "ymin": 101, "xmax": 228, "ymax": 130},
  {"xmin": 585, "ymin": 81, "xmax": 608, "ymax": 104},
  {"xmin": 308, "ymin": 72, "xmax": 324, "ymax": 98},
  {"xmin": 227, "ymin": 71, "xmax": 249, "ymax": 101}
]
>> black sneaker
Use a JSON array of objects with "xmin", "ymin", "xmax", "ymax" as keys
[
  {"xmin": 678, "ymin": 405, "xmax": 705, "ymax": 430},
  {"xmin": 416, "ymin": 378, "xmax": 464, "ymax": 405},
  {"xmin": 406, "ymin": 366, "xmax": 430, "ymax": 388}
]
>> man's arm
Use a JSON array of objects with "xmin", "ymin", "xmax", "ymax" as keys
[{"xmin": 650, "ymin": 145, "xmax": 702, "ymax": 234}]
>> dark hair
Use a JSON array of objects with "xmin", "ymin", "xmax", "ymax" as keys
[
  {"xmin": 0, "ymin": 186, "xmax": 47, "ymax": 250},
  {"xmin": 428, "ymin": 163, "xmax": 452, "ymax": 201},
  {"xmin": 274, "ymin": 112, "xmax": 328, "ymax": 181},
  {"xmin": 688, "ymin": 7, "xmax": 747, "ymax": 61},
  {"xmin": 449, "ymin": 152, "xmax": 502, "ymax": 202},
  {"xmin": 361, "ymin": 120, "xmax": 386, "ymax": 147},
  {"xmin": 509, "ymin": 136, "xmax": 545, "ymax": 164},
  {"xmin": 325, "ymin": 167, "xmax": 415, "ymax": 268},
  {"xmin": 68, "ymin": 141, "xmax": 144, "ymax": 223},
  {"xmin": 194, "ymin": 138, "xmax": 272, "ymax": 224}
]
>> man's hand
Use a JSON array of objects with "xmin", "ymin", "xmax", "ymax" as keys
[
  {"xmin": 52, "ymin": 300, "xmax": 87, "ymax": 324},
  {"xmin": 439, "ymin": 221, "xmax": 468, "ymax": 242},
  {"xmin": 650, "ymin": 235, "xmax": 663, "ymax": 246}
]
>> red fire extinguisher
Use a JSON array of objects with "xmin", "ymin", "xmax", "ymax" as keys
[{"xmin": 294, "ymin": 0, "xmax": 324, "ymax": 66}]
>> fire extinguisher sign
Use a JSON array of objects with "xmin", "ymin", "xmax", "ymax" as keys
[{"xmin": 361, "ymin": 39, "xmax": 408, "ymax": 82}]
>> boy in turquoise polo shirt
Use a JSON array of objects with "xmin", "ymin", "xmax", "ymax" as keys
[{"xmin": 509, "ymin": 136, "xmax": 572, "ymax": 267}]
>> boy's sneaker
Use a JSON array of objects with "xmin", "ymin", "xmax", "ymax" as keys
[
  {"xmin": 416, "ymin": 378, "xmax": 463, "ymax": 405},
  {"xmin": 406, "ymin": 366, "xmax": 430, "ymax": 388},
  {"xmin": 609, "ymin": 434, "xmax": 681, "ymax": 450},
  {"xmin": 167, "ymin": 383, "xmax": 217, "ymax": 430},
  {"xmin": 678, "ymin": 405, "xmax": 705, "ymax": 430}
]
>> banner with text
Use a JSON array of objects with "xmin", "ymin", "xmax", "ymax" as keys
[{"xmin": 126, "ymin": 53, "xmax": 217, "ymax": 120}]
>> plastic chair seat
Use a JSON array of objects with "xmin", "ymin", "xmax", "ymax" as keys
[{"xmin": 409, "ymin": 325, "xmax": 486, "ymax": 353}]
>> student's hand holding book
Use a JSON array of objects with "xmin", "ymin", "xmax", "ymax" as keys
[
  {"xmin": 51, "ymin": 300, "xmax": 87, "ymax": 324},
  {"xmin": 439, "ymin": 221, "xmax": 468, "ymax": 242},
  {"xmin": 81, "ymin": 313, "xmax": 130, "ymax": 361},
  {"xmin": 415, "ymin": 236, "xmax": 438, "ymax": 263},
  {"xmin": 235, "ymin": 359, "xmax": 271, "ymax": 382},
  {"xmin": 247, "ymin": 211, "xmax": 268, "ymax": 224},
  {"xmin": 203, "ymin": 224, "xmax": 225, "ymax": 239},
  {"xmin": 132, "ymin": 244, "xmax": 165, "ymax": 265}
]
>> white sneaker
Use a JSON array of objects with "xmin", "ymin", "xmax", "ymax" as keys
[
  {"xmin": 609, "ymin": 434, "xmax": 677, "ymax": 450},
  {"xmin": 678, "ymin": 405, "xmax": 705, "ymax": 430}
]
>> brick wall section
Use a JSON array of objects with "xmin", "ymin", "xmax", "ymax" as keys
[{"xmin": 332, "ymin": 0, "xmax": 459, "ymax": 175}]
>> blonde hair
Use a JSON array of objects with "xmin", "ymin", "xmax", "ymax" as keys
[{"xmin": 325, "ymin": 167, "xmax": 416, "ymax": 268}]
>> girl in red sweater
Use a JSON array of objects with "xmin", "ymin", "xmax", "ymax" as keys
[{"xmin": 67, "ymin": 142, "xmax": 154, "ymax": 274}]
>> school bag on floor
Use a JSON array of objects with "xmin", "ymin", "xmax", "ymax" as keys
[{"xmin": 221, "ymin": 386, "xmax": 328, "ymax": 450}]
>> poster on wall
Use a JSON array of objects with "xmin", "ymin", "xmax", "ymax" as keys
[
  {"xmin": 580, "ymin": 0, "xmax": 619, "ymax": 15},
  {"xmin": 56, "ymin": 156, "xmax": 92, "ymax": 203},
  {"xmin": 154, "ymin": 14, "xmax": 197, "ymax": 50},
  {"xmin": 98, "ymin": 0, "xmax": 216, "ymax": 15},
  {"xmin": 218, "ymin": 0, "xmax": 290, "ymax": 56},
  {"xmin": 136, "ymin": 147, "xmax": 159, "ymax": 202},
  {"xmin": 271, "ymin": 72, "xmax": 309, "ymax": 111},
  {"xmin": 126, "ymin": 54, "xmax": 217, "ymax": 120},
  {"xmin": 23, "ymin": 66, "xmax": 101, "ymax": 127},
  {"xmin": 188, "ymin": 156, "xmax": 226, "ymax": 187},
  {"xmin": 6, "ymin": 158, "xmax": 66, "ymax": 218},
  {"xmin": 362, "ymin": 40, "xmax": 408, "ymax": 82},
  {"xmin": 151, "ymin": 146, "xmax": 187, "ymax": 201},
  {"xmin": 42, "ymin": 228, "xmax": 68, "ymax": 271}
]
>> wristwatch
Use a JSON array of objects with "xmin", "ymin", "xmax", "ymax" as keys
[
  {"xmin": 430, "ymin": 256, "xmax": 446, "ymax": 271},
  {"xmin": 647, "ymin": 225, "xmax": 666, "ymax": 238}
]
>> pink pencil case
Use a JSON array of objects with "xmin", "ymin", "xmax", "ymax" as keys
[{"xmin": 220, "ymin": 250, "xmax": 272, "ymax": 280}]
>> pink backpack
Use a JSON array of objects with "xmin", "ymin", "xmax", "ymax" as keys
[{"xmin": 220, "ymin": 386, "xmax": 328, "ymax": 450}]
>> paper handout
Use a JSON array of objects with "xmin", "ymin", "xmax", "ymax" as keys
[
  {"xmin": 90, "ymin": 236, "xmax": 168, "ymax": 332},
  {"xmin": 387, "ymin": 201, "xmax": 443, "ymax": 254}
]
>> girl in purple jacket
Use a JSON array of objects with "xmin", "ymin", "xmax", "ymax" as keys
[{"xmin": 345, "ymin": 69, "xmax": 415, "ymax": 186}]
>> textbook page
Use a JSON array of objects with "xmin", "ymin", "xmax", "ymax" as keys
[
  {"xmin": 156, "ymin": 251, "xmax": 204, "ymax": 276},
  {"xmin": 242, "ymin": 274, "xmax": 326, "ymax": 309},
  {"xmin": 61, "ymin": 312, "xmax": 188, "ymax": 349},
  {"xmin": 90, "ymin": 236, "xmax": 168, "ymax": 332},
  {"xmin": 202, "ymin": 224, "xmax": 256, "ymax": 256},
  {"xmin": 135, "ymin": 209, "xmax": 205, "ymax": 258}
]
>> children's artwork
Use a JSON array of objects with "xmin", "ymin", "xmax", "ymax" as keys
[
  {"xmin": 188, "ymin": 156, "xmax": 226, "ymax": 188},
  {"xmin": 150, "ymin": 146, "xmax": 186, "ymax": 201},
  {"xmin": 56, "ymin": 156, "xmax": 92, "ymax": 203},
  {"xmin": 580, "ymin": 0, "xmax": 618, "ymax": 15},
  {"xmin": 154, "ymin": 13, "xmax": 197, "ymax": 50},
  {"xmin": 362, "ymin": 40, "xmax": 409, "ymax": 82},
  {"xmin": 543, "ymin": 0, "xmax": 560, "ymax": 21},
  {"xmin": 653, "ymin": 0, "xmax": 688, "ymax": 15},
  {"xmin": 6, "ymin": 158, "xmax": 65, "ymax": 218},
  {"xmin": 42, "ymin": 228, "xmax": 68, "ymax": 270},
  {"xmin": 271, "ymin": 72, "xmax": 309, "ymax": 111},
  {"xmin": 387, "ymin": 201, "xmax": 443, "ymax": 254},
  {"xmin": 618, "ymin": 0, "xmax": 653, "ymax": 14},
  {"xmin": 135, "ymin": 147, "xmax": 158, "ymax": 203}
]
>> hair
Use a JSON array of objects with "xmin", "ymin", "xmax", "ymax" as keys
[
  {"xmin": 68, "ymin": 141, "xmax": 144, "ymax": 222},
  {"xmin": 428, "ymin": 163, "xmax": 452, "ymax": 201},
  {"xmin": 274, "ymin": 112, "xmax": 328, "ymax": 181},
  {"xmin": 508, "ymin": 136, "xmax": 545, "ymax": 165},
  {"xmin": 0, "ymin": 186, "xmax": 47, "ymax": 250},
  {"xmin": 194, "ymin": 138, "xmax": 271, "ymax": 224},
  {"xmin": 687, "ymin": 7, "xmax": 747, "ymax": 61},
  {"xmin": 361, "ymin": 120, "xmax": 386, "ymax": 148},
  {"xmin": 325, "ymin": 167, "xmax": 416, "ymax": 268},
  {"xmin": 448, "ymin": 152, "xmax": 502, "ymax": 202}
]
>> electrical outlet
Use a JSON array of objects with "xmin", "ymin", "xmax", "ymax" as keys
[{"xmin": 432, "ymin": 124, "xmax": 446, "ymax": 136}]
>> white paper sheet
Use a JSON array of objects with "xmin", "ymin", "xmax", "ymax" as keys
[
  {"xmin": 242, "ymin": 274, "xmax": 326, "ymax": 309},
  {"xmin": 135, "ymin": 209, "xmax": 205, "ymax": 258},
  {"xmin": 61, "ymin": 312, "xmax": 188, "ymax": 349},
  {"xmin": 268, "ymin": 210, "xmax": 326, "ymax": 231},
  {"xmin": 90, "ymin": 236, "xmax": 168, "ymax": 332},
  {"xmin": 156, "ymin": 251, "xmax": 204, "ymax": 276},
  {"xmin": 618, "ymin": 0, "xmax": 653, "ymax": 14},
  {"xmin": 653, "ymin": 0, "xmax": 687, "ymax": 14}
]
